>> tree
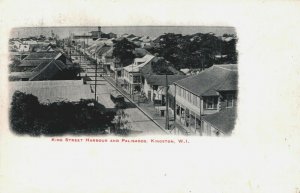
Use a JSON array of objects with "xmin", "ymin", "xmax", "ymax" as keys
[
  {"xmin": 147, "ymin": 32, "xmax": 238, "ymax": 70},
  {"xmin": 112, "ymin": 38, "xmax": 137, "ymax": 67},
  {"xmin": 151, "ymin": 58, "xmax": 174, "ymax": 75},
  {"xmin": 111, "ymin": 109, "xmax": 131, "ymax": 135},
  {"xmin": 10, "ymin": 91, "xmax": 42, "ymax": 136},
  {"xmin": 9, "ymin": 91, "xmax": 116, "ymax": 136}
]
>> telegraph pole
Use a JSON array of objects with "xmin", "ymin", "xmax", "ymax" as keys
[
  {"xmin": 165, "ymin": 68, "xmax": 169, "ymax": 130},
  {"xmin": 94, "ymin": 58, "xmax": 98, "ymax": 101}
]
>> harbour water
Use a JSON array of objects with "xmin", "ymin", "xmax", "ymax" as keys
[{"xmin": 10, "ymin": 26, "xmax": 236, "ymax": 39}]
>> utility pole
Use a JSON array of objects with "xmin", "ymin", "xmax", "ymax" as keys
[
  {"xmin": 165, "ymin": 69, "xmax": 169, "ymax": 130},
  {"xmin": 131, "ymin": 63, "xmax": 134, "ymax": 101},
  {"xmin": 94, "ymin": 59, "xmax": 98, "ymax": 101},
  {"xmin": 173, "ymin": 85, "xmax": 176, "ymax": 123},
  {"xmin": 79, "ymin": 46, "xmax": 82, "ymax": 65}
]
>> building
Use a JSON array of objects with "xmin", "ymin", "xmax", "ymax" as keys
[
  {"xmin": 201, "ymin": 107, "xmax": 236, "ymax": 136},
  {"xmin": 139, "ymin": 57, "xmax": 186, "ymax": 105},
  {"xmin": 122, "ymin": 54, "xmax": 156, "ymax": 95},
  {"xmin": 85, "ymin": 39, "xmax": 113, "ymax": 57},
  {"xmin": 29, "ymin": 43, "xmax": 56, "ymax": 52},
  {"xmin": 10, "ymin": 39, "xmax": 22, "ymax": 48},
  {"xmin": 19, "ymin": 44, "xmax": 30, "ymax": 52},
  {"xmin": 142, "ymin": 74, "xmax": 186, "ymax": 105},
  {"xmin": 173, "ymin": 64, "xmax": 238, "ymax": 135},
  {"xmin": 95, "ymin": 45, "xmax": 113, "ymax": 70},
  {"xmin": 89, "ymin": 27, "xmax": 117, "ymax": 40},
  {"xmin": 90, "ymin": 26, "xmax": 102, "ymax": 40},
  {"xmin": 9, "ymin": 52, "xmax": 73, "ymax": 81},
  {"xmin": 139, "ymin": 36, "xmax": 154, "ymax": 48},
  {"xmin": 9, "ymin": 79, "xmax": 93, "ymax": 104},
  {"xmin": 108, "ymin": 32, "xmax": 117, "ymax": 39},
  {"xmin": 23, "ymin": 51, "xmax": 71, "ymax": 65}
]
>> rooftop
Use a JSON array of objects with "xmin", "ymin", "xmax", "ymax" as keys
[
  {"xmin": 133, "ymin": 48, "xmax": 150, "ymax": 58},
  {"xmin": 174, "ymin": 64, "xmax": 238, "ymax": 96},
  {"xmin": 145, "ymin": 74, "xmax": 187, "ymax": 86},
  {"xmin": 124, "ymin": 54, "xmax": 155, "ymax": 73},
  {"xmin": 203, "ymin": 107, "xmax": 237, "ymax": 135},
  {"xmin": 9, "ymin": 80, "xmax": 93, "ymax": 104},
  {"xmin": 96, "ymin": 45, "xmax": 112, "ymax": 56},
  {"xmin": 23, "ymin": 52, "xmax": 61, "ymax": 60},
  {"xmin": 9, "ymin": 72, "xmax": 36, "ymax": 79},
  {"xmin": 19, "ymin": 59, "xmax": 51, "ymax": 67}
]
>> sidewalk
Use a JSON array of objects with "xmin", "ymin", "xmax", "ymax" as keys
[{"xmin": 104, "ymin": 76, "xmax": 172, "ymax": 134}]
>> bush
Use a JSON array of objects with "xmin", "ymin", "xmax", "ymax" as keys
[{"xmin": 9, "ymin": 91, "xmax": 116, "ymax": 136}]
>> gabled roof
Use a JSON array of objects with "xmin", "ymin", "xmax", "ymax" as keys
[
  {"xmin": 203, "ymin": 107, "xmax": 237, "ymax": 135},
  {"xmin": 29, "ymin": 60, "xmax": 67, "ymax": 80},
  {"xmin": 30, "ymin": 44, "xmax": 55, "ymax": 52},
  {"xmin": 96, "ymin": 45, "xmax": 112, "ymax": 56},
  {"xmin": 124, "ymin": 54, "xmax": 155, "ymax": 73},
  {"xmin": 140, "ymin": 36, "xmax": 153, "ymax": 43},
  {"xmin": 140, "ymin": 57, "xmax": 183, "ymax": 76},
  {"xmin": 174, "ymin": 64, "xmax": 238, "ymax": 97},
  {"xmin": 125, "ymin": 34, "xmax": 136, "ymax": 39},
  {"xmin": 19, "ymin": 59, "xmax": 51, "ymax": 67},
  {"xmin": 129, "ymin": 36, "xmax": 141, "ymax": 41},
  {"xmin": 87, "ymin": 40, "xmax": 113, "ymax": 54},
  {"xmin": 105, "ymin": 48, "xmax": 113, "ymax": 58},
  {"xmin": 23, "ymin": 52, "xmax": 61, "ymax": 60}
]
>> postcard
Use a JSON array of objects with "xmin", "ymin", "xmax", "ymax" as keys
[{"xmin": 0, "ymin": 0, "xmax": 300, "ymax": 193}]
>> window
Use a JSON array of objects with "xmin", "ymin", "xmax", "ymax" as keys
[
  {"xmin": 204, "ymin": 96, "xmax": 218, "ymax": 109},
  {"xmin": 226, "ymin": 94, "xmax": 234, "ymax": 108},
  {"xmin": 133, "ymin": 76, "xmax": 141, "ymax": 83}
]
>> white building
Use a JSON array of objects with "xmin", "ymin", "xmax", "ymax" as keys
[
  {"xmin": 122, "ymin": 54, "xmax": 156, "ymax": 95},
  {"xmin": 173, "ymin": 64, "xmax": 238, "ymax": 135}
]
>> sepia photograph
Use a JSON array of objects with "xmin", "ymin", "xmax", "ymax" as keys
[{"xmin": 9, "ymin": 26, "xmax": 238, "ymax": 137}]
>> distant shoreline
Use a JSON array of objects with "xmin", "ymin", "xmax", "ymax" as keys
[{"xmin": 10, "ymin": 26, "xmax": 236, "ymax": 39}]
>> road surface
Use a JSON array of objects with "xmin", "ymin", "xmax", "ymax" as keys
[{"xmin": 77, "ymin": 56, "xmax": 166, "ymax": 136}]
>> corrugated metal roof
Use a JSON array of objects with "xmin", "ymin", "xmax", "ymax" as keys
[
  {"xmin": 23, "ymin": 52, "xmax": 60, "ymax": 60},
  {"xmin": 202, "ymin": 107, "xmax": 237, "ymax": 135},
  {"xmin": 19, "ymin": 59, "xmax": 51, "ymax": 67},
  {"xmin": 124, "ymin": 54, "xmax": 155, "ymax": 72},
  {"xmin": 174, "ymin": 64, "xmax": 238, "ymax": 96},
  {"xmin": 96, "ymin": 46, "xmax": 112, "ymax": 56},
  {"xmin": 9, "ymin": 80, "xmax": 93, "ymax": 103}
]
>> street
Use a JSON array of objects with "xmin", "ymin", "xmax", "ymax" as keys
[{"xmin": 72, "ymin": 51, "xmax": 167, "ymax": 136}]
